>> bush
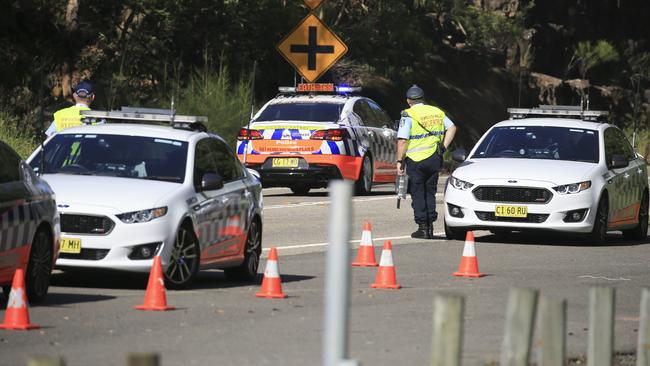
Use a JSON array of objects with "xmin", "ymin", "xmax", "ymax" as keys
[{"xmin": 0, "ymin": 111, "xmax": 38, "ymax": 158}]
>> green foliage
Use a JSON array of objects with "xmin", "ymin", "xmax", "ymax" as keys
[
  {"xmin": 569, "ymin": 40, "xmax": 620, "ymax": 80},
  {"xmin": 0, "ymin": 112, "xmax": 38, "ymax": 158},
  {"xmin": 173, "ymin": 62, "xmax": 252, "ymax": 147}
]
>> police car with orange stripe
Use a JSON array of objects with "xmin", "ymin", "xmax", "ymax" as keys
[{"xmin": 237, "ymin": 84, "xmax": 397, "ymax": 195}]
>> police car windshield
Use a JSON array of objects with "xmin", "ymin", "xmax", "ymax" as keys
[
  {"xmin": 30, "ymin": 134, "xmax": 188, "ymax": 183},
  {"xmin": 471, "ymin": 126, "xmax": 599, "ymax": 163},
  {"xmin": 254, "ymin": 103, "xmax": 344, "ymax": 123}
]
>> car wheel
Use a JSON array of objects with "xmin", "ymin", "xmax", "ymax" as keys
[
  {"xmin": 225, "ymin": 218, "xmax": 262, "ymax": 282},
  {"xmin": 290, "ymin": 185, "xmax": 311, "ymax": 195},
  {"xmin": 622, "ymin": 191, "xmax": 649, "ymax": 240},
  {"xmin": 2, "ymin": 286, "xmax": 10, "ymax": 299},
  {"xmin": 590, "ymin": 196, "xmax": 608, "ymax": 245},
  {"xmin": 165, "ymin": 224, "xmax": 200, "ymax": 289},
  {"xmin": 444, "ymin": 219, "xmax": 466, "ymax": 240},
  {"xmin": 355, "ymin": 155, "xmax": 373, "ymax": 195},
  {"xmin": 25, "ymin": 228, "xmax": 53, "ymax": 303}
]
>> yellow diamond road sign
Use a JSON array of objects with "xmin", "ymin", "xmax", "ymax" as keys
[
  {"xmin": 277, "ymin": 14, "xmax": 348, "ymax": 83},
  {"xmin": 303, "ymin": 0, "xmax": 325, "ymax": 9}
]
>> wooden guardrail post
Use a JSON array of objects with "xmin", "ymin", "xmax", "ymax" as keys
[
  {"xmin": 588, "ymin": 286, "xmax": 615, "ymax": 366},
  {"xmin": 126, "ymin": 353, "xmax": 159, "ymax": 366},
  {"xmin": 537, "ymin": 296, "xmax": 566, "ymax": 366},
  {"xmin": 430, "ymin": 294, "xmax": 464, "ymax": 366},
  {"xmin": 638, "ymin": 288, "xmax": 650, "ymax": 366},
  {"xmin": 500, "ymin": 288, "xmax": 539, "ymax": 366},
  {"xmin": 27, "ymin": 357, "xmax": 66, "ymax": 366}
]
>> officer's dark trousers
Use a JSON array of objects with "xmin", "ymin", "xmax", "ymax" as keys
[{"xmin": 406, "ymin": 153, "xmax": 442, "ymax": 225}]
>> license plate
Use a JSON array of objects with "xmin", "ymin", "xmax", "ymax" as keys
[
  {"xmin": 271, "ymin": 158, "xmax": 299, "ymax": 168},
  {"xmin": 60, "ymin": 237, "xmax": 82, "ymax": 254},
  {"xmin": 495, "ymin": 205, "xmax": 528, "ymax": 218}
]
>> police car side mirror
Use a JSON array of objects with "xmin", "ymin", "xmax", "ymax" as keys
[
  {"xmin": 609, "ymin": 154, "xmax": 628, "ymax": 169},
  {"xmin": 200, "ymin": 172, "xmax": 224, "ymax": 191},
  {"xmin": 452, "ymin": 149, "xmax": 467, "ymax": 162}
]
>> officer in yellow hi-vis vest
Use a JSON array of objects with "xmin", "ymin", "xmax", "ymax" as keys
[
  {"xmin": 45, "ymin": 81, "xmax": 95, "ymax": 136},
  {"xmin": 396, "ymin": 85, "xmax": 457, "ymax": 239}
]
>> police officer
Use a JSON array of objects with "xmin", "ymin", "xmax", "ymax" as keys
[
  {"xmin": 45, "ymin": 81, "xmax": 95, "ymax": 136},
  {"xmin": 396, "ymin": 85, "xmax": 457, "ymax": 239}
]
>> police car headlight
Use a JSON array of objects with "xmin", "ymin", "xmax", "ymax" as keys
[
  {"xmin": 553, "ymin": 181, "xmax": 591, "ymax": 194},
  {"xmin": 449, "ymin": 175, "xmax": 474, "ymax": 191},
  {"xmin": 117, "ymin": 207, "xmax": 167, "ymax": 223}
]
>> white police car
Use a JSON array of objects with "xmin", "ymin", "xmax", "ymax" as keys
[
  {"xmin": 237, "ymin": 83, "xmax": 397, "ymax": 195},
  {"xmin": 0, "ymin": 139, "xmax": 59, "ymax": 302},
  {"xmin": 27, "ymin": 108, "xmax": 263, "ymax": 288},
  {"xmin": 444, "ymin": 106, "xmax": 649, "ymax": 243}
]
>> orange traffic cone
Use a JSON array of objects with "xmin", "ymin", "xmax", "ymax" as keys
[
  {"xmin": 135, "ymin": 256, "xmax": 175, "ymax": 311},
  {"xmin": 256, "ymin": 247, "xmax": 287, "ymax": 298},
  {"xmin": 352, "ymin": 221, "xmax": 378, "ymax": 267},
  {"xmin": 371, "ymin": 240, "xmax": 401, "ymax": 289},
  {"xmin": 453, "ymin": 231, "xmax": 484, "ymax": 278},
  {"xmin": 0, "ymin": 268, "xmax": 40, "ymax": 330}
]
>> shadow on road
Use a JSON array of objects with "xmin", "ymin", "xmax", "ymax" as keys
[
  {"xmin": 37, "ymin": 292, "xmax": 116, "ymax": 307},
  {"xmin": 191, "ymin": 271, "xmax": 315, "ymax": 290},
  {"xmin": 476, "ymin": 231, "xmax": 650, "ymax": 247}
]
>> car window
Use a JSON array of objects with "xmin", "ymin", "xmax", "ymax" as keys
[
  {"xmin": 30, "ymin": 134, "xmax": 188, "ymax": 183},
  {"xmin": 367, "ymin": 100, "xmax": 392, "ymax": 127},
  {"xmin": 207, "ymin": 138, "xmax": 245, "ymax": 182},
  {"xmin": 254, "ymin": 103, "xmax": 344, "ymax": 122},
  {"xmin": 604, "ymin": 127, "xmax": 635, "ymax": 164},
  {"xmin": 353, "ymin": 100, "xmax": 375, "ymax": 126},
  {"xmin": 193, "ymin": 139, "xmax": 220, "ymax": 188},
  {"xmin": 472, "ymin": 126, "xmax": 599, "ymax": 163},
  {"xmin": 0, "ymin": 142, "xmax": 22, "ymax": 183}
]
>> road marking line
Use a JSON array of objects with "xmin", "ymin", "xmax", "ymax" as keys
[
  {"xmin": 578, "ymin": 275, "xmax": 631, "ymax": 281},
  {"xmin": 263, "ymin": 232, "xmax": 446, "ymax": 252},
  {"xmin": 265, "ymin": 194, "xmax": 442, "ymax": 210}
]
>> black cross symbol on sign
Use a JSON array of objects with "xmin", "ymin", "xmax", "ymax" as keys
[{"xmin": 289, "ymin": 26, "xmax": 335, "ymax": 70}]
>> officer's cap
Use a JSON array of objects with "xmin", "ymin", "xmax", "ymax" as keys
[
  {"xmin": 406, "ymin": 84, "xmax": 424, "ymax": 100},
  {"xmin": 74, "ymin": 81, "xmax": 94, "ymax": 98}
]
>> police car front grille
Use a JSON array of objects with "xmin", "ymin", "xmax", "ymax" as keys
[
  {"xmin": 60, "ymin": 214, "xmax": 115, "ymax": 235},
  {"xmin": 58, "ymin": 248, "xmax": 110, "ymax": 260},
  {"xmin": 472, "ymin": 186, "xmax": 552, "ymax": 204},
  {"xmin": 475, "ymin": 211, "xmax": 549, "ymax": 223}
]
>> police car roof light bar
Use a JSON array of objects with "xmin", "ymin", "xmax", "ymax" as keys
[
  {"xmin": 507, "ymin": 105, "xmax": 608, "ymax": 122},
  {"xmin": 80, "ymin": 110, "xmax": 208, "ymax": 130}
]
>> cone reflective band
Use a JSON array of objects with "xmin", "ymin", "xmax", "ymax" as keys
[
  {"xmin": 256, "ymin": 247, "xmax": 287, "ymax": 298},
  {"xmin": 135, "ymin": 256, "xmax": 175, "ymax": 311},
  {"xmin": 371, "ymin": 240, "xmax": 401, "ymax": 289},
  {"xmin": 453, "ymin": 231, "xmax": 484, "ymax": 278},
  {"xmin": 0, "ymin": 269, "xmax": 40, "ymax": 330},
  {"xmin": 352, "ymin": 221, "xmax": 378, "ymax": 267}
]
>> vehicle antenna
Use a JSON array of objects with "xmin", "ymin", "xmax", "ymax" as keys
[
  {"xmin": 170, "ymin": 95, "xmax": 175, "ymax": 126},
  {"xmin": 244, "ymin": 60, "xmax": 257, "ymax": 164},
  {"xmin": 38, "ymin": 64, "xmax": 46, "ymax": 176}
]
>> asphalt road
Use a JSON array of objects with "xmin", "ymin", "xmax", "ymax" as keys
[{"xmin": 1, "ymin": 180, "xmax": 649, "ymax": 366}]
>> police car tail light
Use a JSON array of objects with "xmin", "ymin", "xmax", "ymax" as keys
[
  {"xmin": 310, "ymin": 129, "xmax": 349, "ymax": 142},
  {"xmin": 552, "ymin": 181, "xmax": 591, "ymax": 194},
  {"xmin": 237, "ymin": 128, "xmax": 264, "ymax": 140},
  {"xmin": 117, "ymin": 207, "xmax": 168, "ymax": 224},
  {"xmin": 449, "ymin": 175, "xmax": 474, "ymax": 190}
]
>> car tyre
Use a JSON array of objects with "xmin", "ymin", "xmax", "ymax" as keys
[
  {"xmin": 590, "ymin": 196, "xmax": 608, "ymax": 245},
  {"xmin": 24, "ymin": 227, "xmax": 53, "ymax": 303},
  {"xmin": 2, "ymin": 286, "xmax": 10, "ymax": 300},
  {"xmin": 444, "ymin": 219, "xmax": 466, "ymax": 240},
  {"xmin": 355, "ymin": 155, "xmax": 373, "ymax": 195},
  {"xmin": 622, "ymin": 191, "xmax": 649, "ymax": 240},
  {"xmin": 225, "ymin": 218, "xmax": 262, "ymax": 282},
  {"xmin": 290, "ymin": 185, "xmax": 311, "ymax": 195},
  {"xmin": 165, "ymin": 224, "xmax": 200, "ymax": 289}
]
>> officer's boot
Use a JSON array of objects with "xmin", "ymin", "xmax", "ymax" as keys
[
  {"xmin": 428, "ymin": 222, "xmax": 436, "ymax": 239},
  {"xmin": 411, "ymin": 223, "xmax": 431, "ymax": 239}
]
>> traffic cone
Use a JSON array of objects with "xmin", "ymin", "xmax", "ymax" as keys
[
  {"xmin": 371, "ymin": 240, "xmax": 401, "ymax": 289},
  {"xmin": 453, "ymin": 231, "xmax": 484, "ymax": 278},
  {"xmin": 0, "ymin": 268, "xmax": 40, "ymax": 330},
  {"xmin": 352, "ymin": 221, "xmax": 378, "ymax": 267},
  {"xmin": 135, "ymin": 256, "xmax": 175, "ymax": 311},
  {"xmin": 256, "ymin": 247, "xmax": 287, "ymax": 298}
]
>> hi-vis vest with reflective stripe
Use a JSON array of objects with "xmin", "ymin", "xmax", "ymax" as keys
[
  {"xmin": 53, "ymin": 105, "xmax": 90, "ymax": 132},
  {"xmin": 404, "ymin": 104, "xmax": 446, "ymax": 162}
]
